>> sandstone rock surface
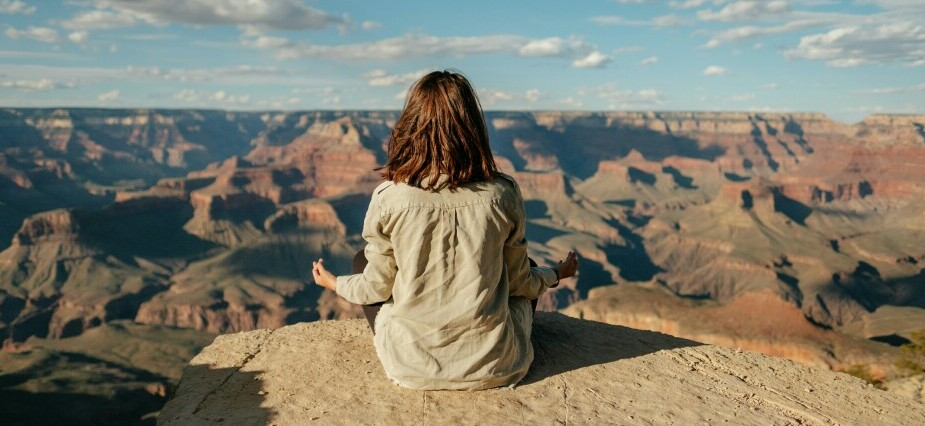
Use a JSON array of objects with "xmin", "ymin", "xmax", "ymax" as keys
[
  {"xmin": 159, "ymin": 313, "xmax": 925, "ymax": 425},
  {"xmin": 886, "ymin": 374, "xmax": 925, "ymax": 405}
]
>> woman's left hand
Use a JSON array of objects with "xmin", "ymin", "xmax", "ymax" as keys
[
  {"xmin": 312, "ymin": 258, "xmax": 337, "ymax": 291},
  {"xmin": 556, "ymin": 251, "xmax": 579, "ymax": 280}
]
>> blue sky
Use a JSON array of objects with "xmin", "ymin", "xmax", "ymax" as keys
[{"xmin": 0, "ymin": 0, "xmax": 922, "ymax": 123}]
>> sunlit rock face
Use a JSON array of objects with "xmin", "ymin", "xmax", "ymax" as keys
[
  {"xmin": 160, "ymin": 314, "xmax": 925, "ymax": 426},
  {"xmin": 1, "ymin": 109, "xmax": 924, "ymax": 379}
]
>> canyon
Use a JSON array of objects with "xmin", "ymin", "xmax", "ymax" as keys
[{"xmin": 1, "ymin": 108, "xmax": 924, "ymax": 422}]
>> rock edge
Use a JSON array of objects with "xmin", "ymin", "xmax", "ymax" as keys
[{"xmin": 159, "ymin": 313, "xmax": 925, "ymax": 425}]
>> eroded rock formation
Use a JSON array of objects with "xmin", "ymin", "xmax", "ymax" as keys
[{"xmin": 2, "ymin": 109, "xmax": 924, "ymax": 382}]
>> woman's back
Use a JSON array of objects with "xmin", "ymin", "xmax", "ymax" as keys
[
  {"xmin": 310, "ymin": 69, "xmax": 577, "ymax": 390},
  {"xmin": 336, "ymin": 174, "xmax": 555, "ymax": 390}
]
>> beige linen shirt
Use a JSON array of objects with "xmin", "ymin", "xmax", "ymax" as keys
[{"xmin": 335, "ymin": 173, "xmax": 558, "ymax": 390}]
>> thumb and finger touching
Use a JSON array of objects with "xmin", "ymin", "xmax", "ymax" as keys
[
  {"xmin": 558, "ymin": 251, "xmax": 579, "ymax": 279},
  {"xmin": 311, "ymin": 258, "xmax": 335, "ymax": 290}
]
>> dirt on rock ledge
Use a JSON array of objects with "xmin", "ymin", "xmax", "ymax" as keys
[{"xmin": 159, "ymin": 313, "xmax": 925, "ymax": 425}]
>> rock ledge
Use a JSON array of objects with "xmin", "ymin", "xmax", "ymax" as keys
[{"xmin": 160, "ymin": 313, "xmax": 925, "ymax": 425}]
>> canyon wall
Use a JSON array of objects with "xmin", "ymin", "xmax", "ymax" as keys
[{"xmin": 2, "ymin": 108, "xmax": 924, "ymax": 377}]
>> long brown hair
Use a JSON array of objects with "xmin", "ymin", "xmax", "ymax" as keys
[{"xmin": 382, "ymin": 70, "xmax": 497, "ymax": 191}]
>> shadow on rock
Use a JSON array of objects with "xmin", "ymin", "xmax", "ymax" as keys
[
  {"xmin": 158, "ymin": 365, "xmax": 269, "ymax": 425},
  {"xmin": 522, "ymin": 312, "xmax": 701, "ymax": 385}
]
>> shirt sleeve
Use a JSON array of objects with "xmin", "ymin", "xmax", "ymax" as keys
[
  {"xmin": 335, "ymin": 189, "xmax": 396, "ymax": 305},
  {"xmin": 503, "ymin": 177, "xmax": 558, "ymax": 299}
]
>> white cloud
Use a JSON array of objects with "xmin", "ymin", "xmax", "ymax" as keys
[
  {"xmin": 123, "ymin": 33, "xmax": 178, "ymax": 41},
  {"xmin": 652, "ymin": 14, "xmax": 690, "ymax": 27},
  {"xmin": 855, "ymin": 0, "xmax": 925, "ymax": 11},
  {"xmin": 791, "ymin": 0, "xmax": 839, "ymax": 5},
  {"xmin": 703, "ymin": 65, "xmax": 729, "ymax": 75},
  {"xmin": 260, "ymin": 33, "xmax": 524, "ymax": 60},
  {"xmin": 786, "ymin": 20, "xmax": 925, "ymax": 67},
  {"xmin": 100, "ymin": 0, "xmax": 347, "ymax": 30},
  {"xmin": 61, "ymin": 10, "xmax": 139, "ymax": 30},
  {"xmin": 479, "ymin": 89, "xmax": 517, "ymax": 106},
  {"xmin": 361, "ymin": 20, "xmax": 381, "ymax": 31},
  {"xmin": 702, "ymin": 18, "xmax": 828, "ymax": 48},
  {"xmin": 291, "ymin": 86, "xmax": 339, "ymax": 95},
  {"xmin": 243, "ymin": 33, "xmax": 289, "ymax": 49},
  {"xmin": 613, "ymin": 46, "xmax": 645, "ymax": 54},
  {"xmin": 573, "ymin": 51, "xmax": 612, "ymax": 68},
  {"xmin": 856, "ymin": 83, "xmax": 925, "ymax": 95},
  {"xmin": 0, "ymin": 78, "xmax": 72, "ymax": 90},
  {"xmin": 519, "ymin": 37, "xmax": 569, "ymax": 56},
  {"xmin": 858, "ymin": 87, "xmax": 901, "ymax": 95},
  {"xmin": 560, "ymin": 97, "xmax": 583, "ymax": 108},
  {"xmin": 840, "ymin": 105, "xmax": 886, "ymax": 116},
  {"xmin": 639, "ymin": 56, "xmax": 659, "ymax": 65},
  {"xmin": 0, "ymin": 64, "xmax": 125, "ymax": 85},
  {"xmin": 590, "ymin": 16, "xmax": 636, "ymax": 26},
  {"xmin": 588, "ymin": 84, "xmax": 665, "ymax": 109},
  {"xmin": 518, "ymin": 37, "xmax": 592, "ymax": 57},
  {"xmin": 288, "ymin": 87, "xmax": 347, "ymax": 106},
  {"xmin": 0, "ymin": 63, "xmax": 323, "ymax": 96},
  {"xmin": 173, "ymin": 89, "xmax": 250, "ymax": 105},
  {"xmin": 747, "ymin": 105, "xmax": 791, "ymax": 113},
  {"xmin": 363, "ymin": 69, "xmax": 430, "ymax": 87},
  {"xmin": 216, "ymin": 91, "xmax": 250, "ymax": 104},
  {"xmin": 0, "ymin": 50, "xmax": 68, "ymax": 59},
  {"xmin": 591, "ymin": 14, "xmax": 690, "ymax": 27},
  {"xmin": 125, "ymin": 64, "xmax": 284, "ymax": 83},
  {"xmin": 5, "ymin": 26, "xmax": 58, "ymax": 43},
  {"xmin": 452, "ymin": 88, "xmax": 547, "ymax": 106},
  {"xmin": 173, "ymin": 89, "xmax": 198, "ymax": 102},
  {"xmin": 727, "ymin": 93, "xmax": 756, "ymax": 102},
  {"xmin": 244, "ymin": 32, "xmax": 600, "ymax": 63},
  {"xmin": 68, "ymin": 31, "xmax": 89, "ymax": 45},
  {"xmin": 98, "ymin": 89, "xmax": 120, "ymax": 102},
  {"xmin": 255, "ymin": 95, "xmax": 305, "ymax": 109},
  {"xmin": 698, "ymin": 1, "xmax": 790, "ymax": 22},
  {"xmin": 2, "ymin": 64, "xmax": 161, "ymax": 91},
  {"xmin": 0, "ymin": 0, "xmax": 34, "ymax": 14},
  {"xmin": 669, "ymin": 0, "xmax": 709, "ymax": 9}
]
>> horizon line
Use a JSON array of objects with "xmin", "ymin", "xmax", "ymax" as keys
[{"xmin": 4, "ymin": 106, "xmax": 923, "ymax": 126}]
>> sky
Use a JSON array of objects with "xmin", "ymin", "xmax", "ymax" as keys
[{"xmin": 0, "ymin": 0, "xmax": 923, "ymax": 123}]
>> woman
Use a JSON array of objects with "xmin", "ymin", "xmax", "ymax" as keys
[{"xmin": 312, "ymin": 70, "xmax": 578, "ymax": 391}]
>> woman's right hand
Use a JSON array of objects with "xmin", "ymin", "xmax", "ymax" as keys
[
  {"xmin": 312, "ymin": 258, "xmax": 338, "ymax": 291},
  {"xmin": 555, "ymin": 251, "xmax": 579, "ymax": 280}
]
